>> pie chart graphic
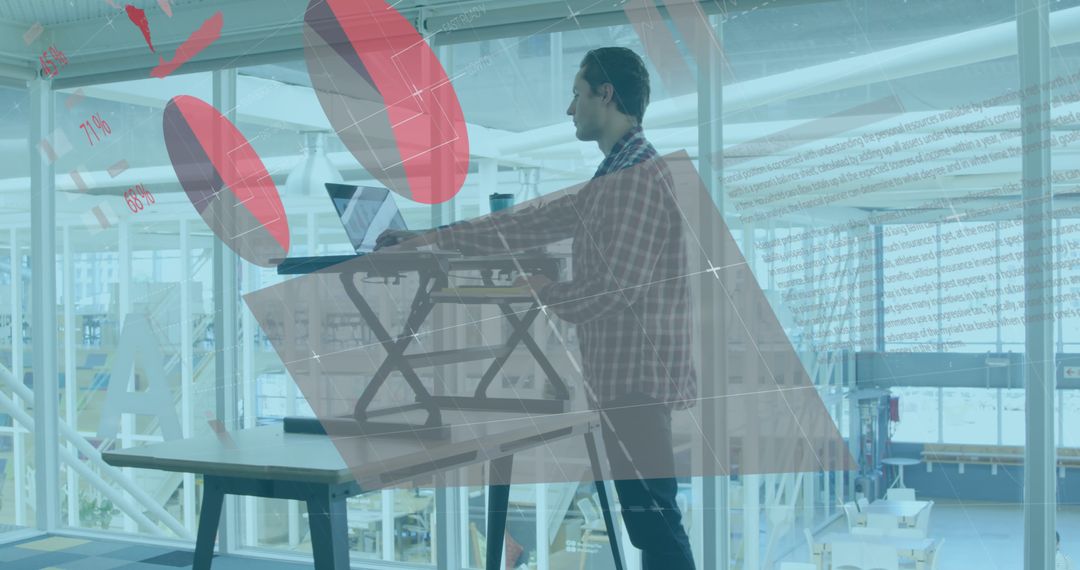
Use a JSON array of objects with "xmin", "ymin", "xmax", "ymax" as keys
[
  {"xmin": 303, "ymin": 0, "xmax": 470, "ymax": 204},
  {"xmin": 162, "ymin": 95, "xmax": 290, "ymax": 267}
]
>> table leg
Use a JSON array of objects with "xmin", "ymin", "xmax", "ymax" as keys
[
  {"xmin": 307, "ymin": 485, "xmax": 350, "ymax": 570},
  {"xmin": 487, "ymin": 455, "xmax": 514, "ymax": 570},
  {"xmin": 585, "ymin": 431, "xmax": 625, "ymax": 570},
  {"xmin": 193, "ymin": 476, "xmax": 225, "ymax": 570},
  {"xmin": 898, "ymin": 465, "xmax": 907, "ymax": 488}
]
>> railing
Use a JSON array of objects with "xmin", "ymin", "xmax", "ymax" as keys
[
  {"xmin": 922, "ymin": 443, "xmax": 1080, "ymax": 468},
  {"xmin": 0, "ymin": 362, "xmax": 190, "ymax": 538}
]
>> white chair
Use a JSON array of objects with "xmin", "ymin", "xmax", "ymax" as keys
[
  {"xmin": 862, "ymin": 542, "xmax": 901, "ymax": 570},
  {"xmin": 887, "ymin": 488, "xmax": 916, "ymax": 501},
  {"xmin": 763, "ymin": 506, "xmax": 795, "ymax": 569},
  {"xmin": 843, "ymin": 502, "xmax": 862, "ymax": 530},
  {"xmin": 851, "ymin": 526, "xmax": 886, "ymax": 536},
  {"xmin": 866, "ymin": 513, "xmax": 900, "ymax": 535},
  {"xmin": 831, "ymin": 542, "xmax": 864, "ymax": 570},
  {"xmin": 577, "ymin": 496, "xmax": 602, "ymax": 529},
  {"xmin": 780, "ymin": 563, "xmax": 817, "ymax": 570},
  {"xmin": 893, "ymin": 500, "xmax": 933, "ymax": 539},
  {"xmin": 834, "ymin": 542, "xmax": 901, "ymax": 570},
  {"xmin": 929, "ymin": 538, "xmax": 945, "ymax": 570},
  {"xmin": 804, "ymin": 527, "xmax": 817, "ymax": 561},
  {"xmin": 903, "ymin": 538, "xmax": 944, "ymax": 570}
]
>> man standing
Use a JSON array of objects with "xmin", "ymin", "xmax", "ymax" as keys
[{"xmin": 379, "ymin": 47, "xmax": 697, "ymax": 570}]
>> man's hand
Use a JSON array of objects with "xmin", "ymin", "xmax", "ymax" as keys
[
  {"xmin": 514, "ymin": 274, "xmax": 553, "ymax": 294},
  {"xmin": 375, "ymin": 229, "xmax": 422, "ymax": 250}
]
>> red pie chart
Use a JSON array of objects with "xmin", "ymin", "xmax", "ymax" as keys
[
  {"xmin": 162, "ymin": 95, "xmax": 290, "ymax": 267},
  {"xmin": 303, "ymin": 0, "xmax": 470, "ymax": 204}
]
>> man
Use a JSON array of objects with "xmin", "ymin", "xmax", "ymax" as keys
[{"xmin": 379, "ymin": 47, "xmax": 697, "ymax": 569}]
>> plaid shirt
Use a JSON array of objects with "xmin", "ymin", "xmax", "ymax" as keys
[{"xmin": 438, "ymin": 127, "xmax": 697, "ymax": 410}]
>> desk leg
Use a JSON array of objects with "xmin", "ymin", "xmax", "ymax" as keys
[
  {"xmin": 486, "ymin": 455, "xmax": 513, "ymax": 570},
  {"xmin": 307, "ymin": 485, "xmax": 350, "ymax": 570},
  {"xmin": 585, "ymin": 431, "xmax": 625, "ymax": 570},
  {"xmin": 193, "ymin": 476, "xmax": 225, "ymax": 570}
]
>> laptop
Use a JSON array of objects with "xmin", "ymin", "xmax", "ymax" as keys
[
  {"xmin": 274, "ymin": 183, "xmax": 411, "ymax": 274},
  {"xmin": 326, "ymin": 183, "xmax": 407, "ymax": 253},
  {"xmin": 277, "ymin": 184, "xmax": 536, "ymax": 296},
  {"xmin": 326, "ymin": 184, "xmax": 532, "ymax": 297}
]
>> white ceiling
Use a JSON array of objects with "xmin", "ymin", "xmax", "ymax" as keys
[
  {"xmin": 0, "ymin": 0, "xmax": 1078, "ymax": 229},
  {"xmin": 0, "ymin": 0, "xmax": 214, "ymax": 27}
]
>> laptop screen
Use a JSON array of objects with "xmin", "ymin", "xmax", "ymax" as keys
[{"xmin": 326, "ymin": 183, "xmax": 407, "ymax": 253}]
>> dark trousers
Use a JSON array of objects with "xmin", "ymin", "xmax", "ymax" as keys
[{"xmin": 599, "ymin": 393, "xmax": 696, "ymax": 570}]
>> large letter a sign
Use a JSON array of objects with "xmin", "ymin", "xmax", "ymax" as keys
[{"xmin": 98, "ymin": 314, "xmax": 182, "ymax": 442}]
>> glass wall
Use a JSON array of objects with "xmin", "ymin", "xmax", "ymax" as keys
[
  {"xmin": 49, "ymin": 73, "xmax": 220, "ymax": 538},
  {"xmin": 722, "ymin": 0, "xmax": 1080, "ymax": 567},
  {"xmin": 13, "ymin": 0, "xmax": 1080, "ymax": 568},
  {"xmin": 0, "ymin": 84, "xmax": 33, "ymax": 533}
]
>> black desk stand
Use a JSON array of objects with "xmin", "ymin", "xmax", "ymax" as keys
[{"xmin": 280, "ymin": 252, "xmax": 571, "ymax": 438}]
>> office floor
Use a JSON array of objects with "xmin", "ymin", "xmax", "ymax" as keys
[
  {"xmin": 0, "ymin": 535, "xmax": 310, "ymax": 570},
  {"xmin": 3, "ymin": 503, "xmax": 1078, "ymax": 570},
  {"xmin": 779, "ymin": 500, "xmax": 1080, "ymax": 569}
]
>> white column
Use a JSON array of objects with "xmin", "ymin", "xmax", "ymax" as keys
[
  {"xmin": 743, "ymin": 474, "xmax": 761, "ymax": 570},
  {"xmin": 63, "ymin": 226, "xmax": 77, "ymax": 527},
  {"xmin": 242, "ymin": 258, "xmax": 257, "ymax": 546},
  {"xmin": 29, "ymin": 75, "xmax": 59, "ymax": 531},
  {"xmin": 803, "ymin": 470, "xmax": 814, "ymax": 530},
  {"xmin": 479, "ymin": 159, "xmax": 498, "ymax": 201},
  {"xmin": 119, "ymin": 220, "xmax": 135, "ymax": 533},
  {"xmin": 180, "ymin": 220, "xmax": 196, "ymax": 535},
  {"xmin": 856, "ymin": 225, "xmax": 877, "ymax": 351},
  {"xmin": 382, "ymin": 489, "xmax": 394, "ymax": 561},
  {"xmin": 10, "ymin": 228, "xmax": 24, "ymax": 526},
  {"xmin": 289, "ymin": 212, "xmax": 317, "ymax": 547},
  {"xmin": 696, "ymin": 15, "xmax": 727, "ymax": 570},
  {"xmin": 434, "ymin": 471, "xmax": 460, "ymax": 570},
  {"xmin": 618, "ymin": 485, "xmax": 641, "ymax": 569},
  {"xmin": 1018, "ymin": 0, "xmax": 1056, "ymax": 567},
  {"xmin": 550, "ymin": 32, "xmax": 564, "ymax": 118},
  {"xmin": 211, "ymin": 68, "xmax": 241, "ymax": 553},
  {"xmin": 536, "ymin": 484, "xmax": 549, "ymax": 570}
]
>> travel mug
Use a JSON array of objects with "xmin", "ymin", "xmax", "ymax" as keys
[{"xmin": 489, "ymin": 193, "xmax": 514, "ymax": 213}]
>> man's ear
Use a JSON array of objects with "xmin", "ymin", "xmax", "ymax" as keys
[{"xmin": 600, "ymin": 83, "xmax": 615, "ymax": 104}]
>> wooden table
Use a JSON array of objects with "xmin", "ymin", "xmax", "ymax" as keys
[
  {"xmin": 103, "ymin": 410, "xmax": 623, "ymax": 570},
  {"xmin": 859, "ymin": 499, "xmax": 931, "ymax": 526},
  {"xmin": 812, "ymin": 532, "xmax": 938, "ymax": 570}
]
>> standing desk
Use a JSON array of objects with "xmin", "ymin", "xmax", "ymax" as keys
[
  {"xmin": 275, "ymin": 251, "xmax": 570, "ymax": 437},
  {"xmin": 103, "ymin": 410, "xmax": 624, "ymax": 570}
]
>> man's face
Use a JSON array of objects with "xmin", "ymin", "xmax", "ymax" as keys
[{"xmin": 566, "ymin": 69, "xmax": 607, "ymax": 141}]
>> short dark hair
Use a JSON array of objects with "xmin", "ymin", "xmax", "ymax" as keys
[{"xmin": 579, "ymin": 47, "xmax": 650, "ymax": 124}]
